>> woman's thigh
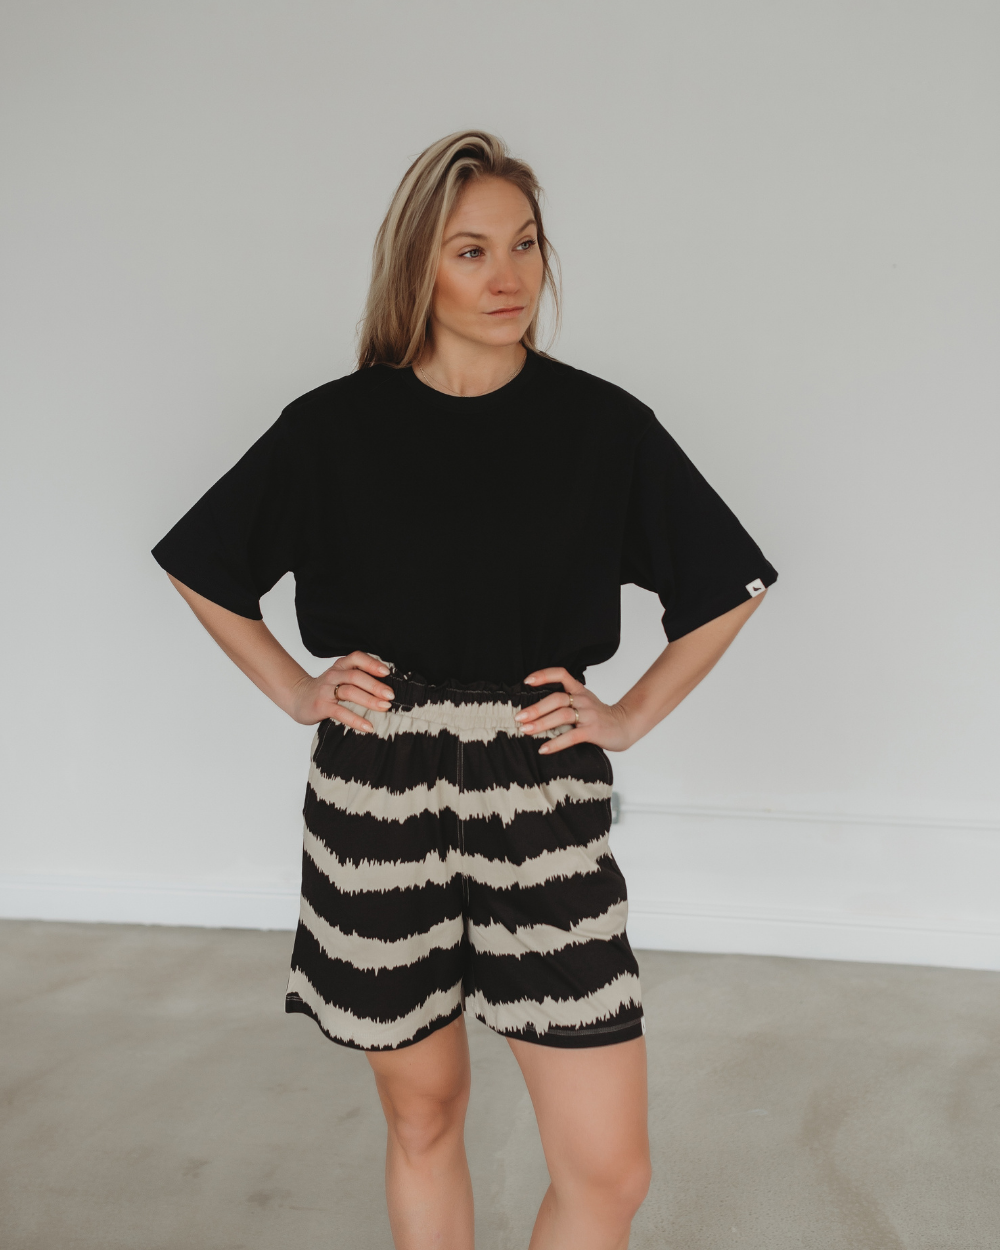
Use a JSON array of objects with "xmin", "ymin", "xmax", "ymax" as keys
[
  {"xmin": 507, "ymin": 1034, "xmax": 650, "ymax": 1185},
  {"xmin": 367, "ymin": 1015, "xmax": 472, "ymax": 1133}
]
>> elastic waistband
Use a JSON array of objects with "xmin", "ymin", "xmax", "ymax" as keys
[
  {"xmin": 384, "ymin": 670, "xmax": 565, "ymax": 713},
  {"xmin": 332, "ymin": 659, "xmax": 571, "ymax": 740}
]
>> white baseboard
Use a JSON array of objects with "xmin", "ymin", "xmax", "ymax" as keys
[
  {"xmin": 613, "ymin": 802, "xmax": 1000, "ymax": 972},
  {"xmin": 3, "ymin": 803, "xmax": 999, "ymax": 972},
  {"xmin": 0, "ymin": 874, "xmax": 300, "ymax": 931},
  {"xmin": 625, "ymin": 901, "xmax": 1000, "ymax": 972},
  {"xmin": 2, "ymin": 874, "xmax": 1000, "ymax": 972}
]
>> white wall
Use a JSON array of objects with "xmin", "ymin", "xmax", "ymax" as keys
[{"xmin": 2, "ymin": 1, "xmax": 998, "ymax": 969}]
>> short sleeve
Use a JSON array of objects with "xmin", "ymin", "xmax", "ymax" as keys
[
  {"xmin": 151, "ymin": 408, "xmax": 306, "ymax": 619},
  {"xmin": 620, "ymin": 417, "xmax": 778, "ymax": 641}
]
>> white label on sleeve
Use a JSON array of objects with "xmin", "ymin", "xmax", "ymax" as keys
[{"xmin": 746, "ymin": 577, "xmax": 766, "ymax": 597}]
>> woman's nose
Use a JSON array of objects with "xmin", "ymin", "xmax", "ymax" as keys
[{"xmin": 490, "ymin": 261, "xmax": 519, "ymax": 293}]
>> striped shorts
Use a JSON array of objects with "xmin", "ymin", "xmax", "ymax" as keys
[{"xmin": 284, "ymin": 666, "xmax": 645, "ymax": 1051}]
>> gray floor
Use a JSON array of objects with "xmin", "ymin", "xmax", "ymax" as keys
[{"xmin": 1, "ymin": 922, "xmax": 998, "ymax": 1250}]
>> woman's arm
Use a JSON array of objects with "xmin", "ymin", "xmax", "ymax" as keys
[
  {"xmin": 516, "ymin": 591, "xmax": 767, "ymax": 754},
  {"xmin": 165, "ymin": 574, "xmax": 395, "ymax": 732}
]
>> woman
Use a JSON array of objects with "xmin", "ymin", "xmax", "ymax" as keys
[{"xmin": 152, "ymin": 130, "xmax": 777, "ymax": 1250}]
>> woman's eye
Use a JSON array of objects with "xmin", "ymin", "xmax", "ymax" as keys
[
  {"xmin": 459, "ymin": 247, "xmax": 483, "ymax": 259},
  {"xmin": 516, "ymin": 238, "xmax": 537, "ymax": 251}
]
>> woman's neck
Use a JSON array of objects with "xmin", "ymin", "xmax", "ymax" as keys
[{"xmin": 414, "ymin": 336, "xmax": 527, "ymax": 397}]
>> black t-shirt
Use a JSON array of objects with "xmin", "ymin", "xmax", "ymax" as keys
[{"xmin": 151, "ymin": 350, "xmax": 778, "ymax": 684}]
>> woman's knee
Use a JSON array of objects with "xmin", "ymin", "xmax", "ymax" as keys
[
  {"xmin": 368, "ymin": 1016, "xmax": 471, "ymax": 1159},
  {"xmin": 555, "ymin": 1149, "xmax": 652, "ymax": 1221},
  {"xmin": 617, "ymin": 1153, "xmax": 653, "ymax": 1214},
  {"xmin": 383, "ymin": 1083, "xmax": 469, "ymax": 1159},
  {"xmin": 372, "ymin": 1054, "xmax": 471, "ymax": 1160}
]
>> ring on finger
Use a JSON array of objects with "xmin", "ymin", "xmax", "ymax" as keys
[
  {"xmin": 574, "ymin": 708, "xmax": 580, "ymax": 725},
  {"xmin": 567, "ymin": 694, "xmax": 575, "ymax": 709},
  {"xmin": 332, "ymin": 683, "xmax": 342, "ymax": 701}
]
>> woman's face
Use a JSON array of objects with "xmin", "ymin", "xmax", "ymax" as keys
[{"xmin": 430, "ymin": 176, "xmax": 544, "ymax": 349}]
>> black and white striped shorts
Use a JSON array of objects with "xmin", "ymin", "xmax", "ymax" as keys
[{"xmin": 284, "ymin": 665, "xmax": 645, "ymax": 1051}]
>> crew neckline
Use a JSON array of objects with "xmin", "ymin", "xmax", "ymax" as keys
[{"xmin": 397, "ymin": 347, "xmax": 542, "ymax": 411}]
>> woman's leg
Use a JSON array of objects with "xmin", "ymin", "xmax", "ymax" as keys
[
  {"xmin": 366, "ymin": 1014, "xmax": 475, "ymax": 1250},
  {"xmin": 508, "ymin": 1034, "xmax": 651, "ymax": 1250}
]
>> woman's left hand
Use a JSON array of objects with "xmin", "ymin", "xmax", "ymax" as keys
[{"xmin": 516, "ymin": 667, "xmax": 634, "ymax": 755}]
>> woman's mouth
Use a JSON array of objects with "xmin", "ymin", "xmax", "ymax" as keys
[{"xmin": 486, "ymin": 306, "xmax": 525, "ymax": 318}]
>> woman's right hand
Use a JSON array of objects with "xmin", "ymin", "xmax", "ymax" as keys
[{"xmin": 288, "ymin": 650, "xmax": 395, "ymax": 732}]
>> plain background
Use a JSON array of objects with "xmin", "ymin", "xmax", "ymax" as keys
[{"xmin": 1, "ymin": 0, "xmax": 998, "ymax": 967}]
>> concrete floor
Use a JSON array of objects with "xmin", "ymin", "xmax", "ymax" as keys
[{"xmin": 1, "ymin": 922, "xmax": 998, "ymax": 1250}]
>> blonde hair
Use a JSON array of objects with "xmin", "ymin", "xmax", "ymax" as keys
[{"xmin": 357, "ymin": 130, "xmax": 560, "ymax": 369}]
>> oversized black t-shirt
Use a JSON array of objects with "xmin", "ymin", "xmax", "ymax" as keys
[{"xmin": 151, "ymin": 350, "xmax": 778, "ymax": 684}]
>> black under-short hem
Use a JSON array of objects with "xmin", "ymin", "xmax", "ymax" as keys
[{"xmin": 492, "ymin": 1013, "xmax": 645, "ymax": 1049}]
